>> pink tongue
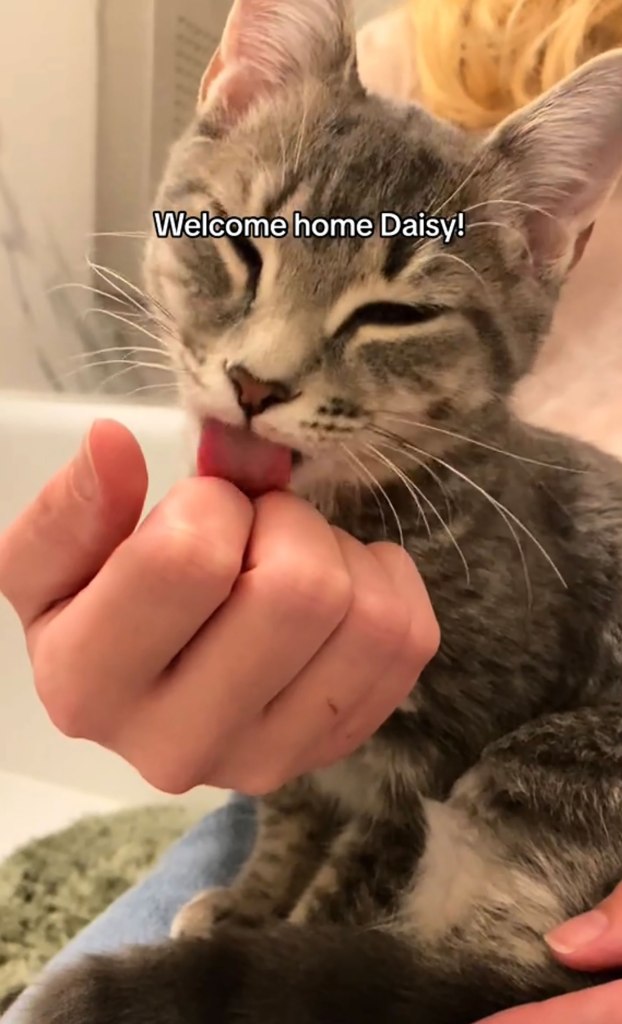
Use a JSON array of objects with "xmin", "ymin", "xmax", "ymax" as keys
[{"xmin": 197, "ymin": 419, "xmax": 293, "ymax": 498}]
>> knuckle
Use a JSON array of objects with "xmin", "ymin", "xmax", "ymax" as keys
[
  {"xmin": 172, "ymin": 476, "xmax": 251, "ymax": 517},
  {"xmin": 353, "ymin": 591, "xmax": 412, "ymax": 652},
  {"xmin": 41, "ymin": 696, "xmax": 84, "ymax": 739},
  {"xmin": 239, "ymin": 769, "xmax": 287, "ymax": 798},
  {"xmin": 407, "ymin": 610, "xmax": 441, "ymax": 669},
  {"xmin": 269, "ymin": 558, "xmax": 352, "ymax": 622},
  {"xmin": 139, "ymin": 759, "xmax": 201, "ymax": 797},
  {"xmin": 40, "ymin": 687, "xmax": 108, "ymax": 743},
  {"xmin": 199, "ymin": 541, "xmax": 242, "ymax": 592},
  {"xmin": 35, "ymin": 677, "xmax": 92, "ymax": 740},
  {"xmin": 144, "ymin": 524, "xmax": 241, "ymax": 594},
  {"xmin": 322, "ymin": 566, "xmax": 353, "ymax": 618},
  {"xmin": 32, "ymin": 647, "xmax": 84, "ymax": 740},
  {"xmin": 422, "ymin": 610, "xmax": 442, "ymax": 663},
  {"xmin": 32, "ymin": 635, "xmax": 112, "ymax": 744}
]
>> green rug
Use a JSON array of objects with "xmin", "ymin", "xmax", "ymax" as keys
[{"xmin": 0, "ymin": 805, "xmax": 199, "ymax": 1013}]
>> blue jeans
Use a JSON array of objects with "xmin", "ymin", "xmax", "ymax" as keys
[{"xmin": 3, "ymin": 796, "xmax": 257, "ymax": 1023}]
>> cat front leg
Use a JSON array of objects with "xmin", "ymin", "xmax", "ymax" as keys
[
  {"xmin": 172, "ymin": 780, "xmax": 340, "ymax": 938},
  {"xmin": 289, "ymin": 805, "xmax": 426, "ymax": 926}
]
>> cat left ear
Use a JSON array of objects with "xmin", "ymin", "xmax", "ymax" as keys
[
  {"xmin": 484, "ymin": 49, "xmax": 622, "ymax": 276},
  {"xmin": 198, "ymin": 0, "xmax": 358, "ymax": 127}
]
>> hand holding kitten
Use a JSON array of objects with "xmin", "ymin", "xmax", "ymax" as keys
[
  {"xmin": 482, "ymin": 884, "xmax": 622, "ymax": 1022},
  {"xmin": 0, "ymin": 418, "xmax": 439, "ymax": 794}
]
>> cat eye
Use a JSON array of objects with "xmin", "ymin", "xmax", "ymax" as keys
[
  {"xmin": 338, "ymin": 301, "xmax": 442, "ymax": 336},
  {"xmin": 229, "ymin": 235, "xmax": 263, "ymax": 291}
]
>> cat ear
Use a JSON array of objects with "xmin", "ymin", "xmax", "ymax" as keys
[
  {"xmin": 198, "ymin": 0, "xmax": 358, "ymax": 126},
  {"xmin": 484, "ymin": 49, "xmax": 622, "ymax": 274}
]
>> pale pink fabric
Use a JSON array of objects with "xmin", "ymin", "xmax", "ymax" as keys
[{"xmin": 357, "ymin": 9, "xmax": 622, "ymax": 459}]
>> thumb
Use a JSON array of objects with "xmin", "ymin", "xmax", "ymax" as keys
[
  {"xmin": 545, "ymin": 881, "xmax": 622, "ymax": 971},
  {"xmin": 0, "ymin": 419, "xmax": 147, "ymax": 629}
]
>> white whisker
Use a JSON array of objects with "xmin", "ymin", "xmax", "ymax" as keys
[
  {"xmin": 429, "ymin": 150, "xmax": 488, "ymax": 219},
  {"xmin": 68, "ymin": 344, "xmax": 169, "ymax": 363},
  {"xmin": 88, "ymin": 230, "xmax": 149, "ymax": 239},
  {"xmin": 61, "ymin": 358, "xmax": 178, "ymax": 383},
  {"xmin": 397, "ymin": 438, "xmax": 566, "ymax": 593},
  {"xmin": 417, "ymin": 249, "xmax": 488, "ymax": 292},
  {"xmin": 86, "ymin": 258, "xmax": 152, "ymax": 315},
  {"xmin": 467, "ymin": 219, "xmax": 528, "ymax": 245},
  {"xmin": 340, "ymin": 444, "xmax": 404, "ymax": 548},
  {"xmin": 82, "ymin": 307, "xmax": 171, "ymax": 349},
  {"xmin": 274, "ymin": 119, "xmax": 289, "ymax": 192},
  {"xmin": 293, "ymin": 83, "xmax": 311, "ymax": 176},
  {"xmin": 377, "ymin": 414, "xmax": 581, "ymax": 473},
  {"xmin": 340, "ymin": 447, "xmax": 388, "ymax": 538},
  {"xmin": 87, "ymin": 257, "xmax": 172, "ymax": 322},
  {"xmin": 87, "ymin": 361, "xmax": 177, "ymax": 394},
  {"xmin": 460, "ymin": 198, "xmax": 554, "ymax": 221},
  {"xmin": 365, "ymin": 443, "xmax": 431, "ymax": 540},
  {"xmin": 119, "ymin": 382, "xmax": 180, "ymax": 399},
  {"xmin": 372, "ymin": 436, "xmax": 471, "ymax": 584},
  {"xmin": 48, "ymin": 281, "xmax": 141, "ymax": 310}
]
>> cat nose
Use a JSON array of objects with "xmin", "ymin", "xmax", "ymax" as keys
[{"xmin": 226, "ymin": 364, "xmax": 292, "ymax": 418}]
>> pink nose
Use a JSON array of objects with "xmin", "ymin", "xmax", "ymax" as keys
[{"xmin": 226, "ymin": 364, "xmax": 292, "ymax": 417}]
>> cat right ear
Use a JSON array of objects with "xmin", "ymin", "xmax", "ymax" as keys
[
  {"xmin": 198, "ymin": 0, "xmax": 358, "ymax": 128},
  {"xmin": 484, "ymin": 48, "xmax": 622, "ymax": 277}
]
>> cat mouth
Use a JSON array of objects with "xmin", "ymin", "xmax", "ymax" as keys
[{"xmin": 196, "ymin": 417, "xmax": 302, "ymax": 497}]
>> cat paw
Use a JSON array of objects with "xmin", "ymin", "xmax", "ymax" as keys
[
  {"xmin": 170, "ymin": 887, "xmax": 232, "ymax": 939},
  {"xmin": 170, "ymin": 887, "xmax": 267, "ymax": 939}
]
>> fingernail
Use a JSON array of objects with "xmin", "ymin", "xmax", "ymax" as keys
[
  {"xmin": 72, "ymin": 427, "xmax": 100, "ymax": 501},
  {"xmin": 546, "ymin": 910, "xmax": 609, "ymax": 954}
]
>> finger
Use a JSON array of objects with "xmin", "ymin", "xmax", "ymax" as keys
[
  {"xmin": 369, "ymin": 541, "xmax": 437, "ymax": 613},
  {"xmin": 0, "ymin": 420, "xmax": 147, "ymax": 629},
  {"xmin": 481, "ymin": 980, "xmax": 622, "ymax": 1023},
  {"xmin": 111, "ymin": 493, "xmax": 352, "ymax": 794},
  {"xmin": 305, "ymin": 648, "xmax": 420, "ymax": 772},
  {"xmin": 546, "ymin": 880, "xmax": 622, "ymax": 971},
  {"xmin": 305, "ymin": 542, "xmax": 440, "ymax": 770},
  {"xmin": 34, "ymin": 477, "xmax": 254, "ymax": 739},
  {"xmin": 209, "ymin": 529, "xmax": 412, "ymax": 791}
]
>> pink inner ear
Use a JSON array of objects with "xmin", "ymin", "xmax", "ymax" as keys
[
  {"xmin": 197, "ymin": 0, "xmax": 355, "ymax": 119},
  {"xmin": 569, "ymin": 223, "xmax": 595, "ymax": 272},
  {"xmin": 199, "ymin": 48, "xmax": 225, "ymax": 103},
  {"xmin": 200, "ymin": 55, "xmax": 272, "ymax": 116},
  {"xmin": 524, "ymin": 215, "xmax": 597, "ymax": 275},
  {"xmin": 197, "ymin": 0, "xmax": 280, "ymax": 119}
]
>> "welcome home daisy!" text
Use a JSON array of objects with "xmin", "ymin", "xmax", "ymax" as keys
[{"xmin": 152, "ymin": 210, "xmax": 467, "ymax": 245}]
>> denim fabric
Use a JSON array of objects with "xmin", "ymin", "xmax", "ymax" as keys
[{"xmin": 3, "ymin": 797, "xmax": 256, "ymax": 1022}]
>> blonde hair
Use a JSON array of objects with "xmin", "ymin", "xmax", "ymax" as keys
[{"xmin": 409, "ymin": 0, "xmax": 622, "ymax": 129}]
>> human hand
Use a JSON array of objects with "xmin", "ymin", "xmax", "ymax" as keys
[
  {"xmin": 481, "ymin": 883, "xmax": 622, "ymax": 1022},
  {"xmin": 0, "ymin": 420, "xmax": 439, "ymax": 795}
]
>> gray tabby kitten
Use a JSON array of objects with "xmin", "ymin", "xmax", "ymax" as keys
[{"xmin": 25, "ymin": 2, "xmax": 622, "ymax": 1023}]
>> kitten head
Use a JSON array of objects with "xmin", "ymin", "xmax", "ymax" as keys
[{"xmin": 145, "ymin": 0, "xmax": 622, "ymax": 497}]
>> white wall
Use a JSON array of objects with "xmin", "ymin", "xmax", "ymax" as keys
[
  {"xmin": 0, "ymin": 0, "xmax": 99, "ymax": 393},
  {"xmin": 96, "ymin": 0, "xmax": 228, "ymax": 292},
  {"xmin": 0, "ymin": 0, "xmax": 232, "ymax": 398}
]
